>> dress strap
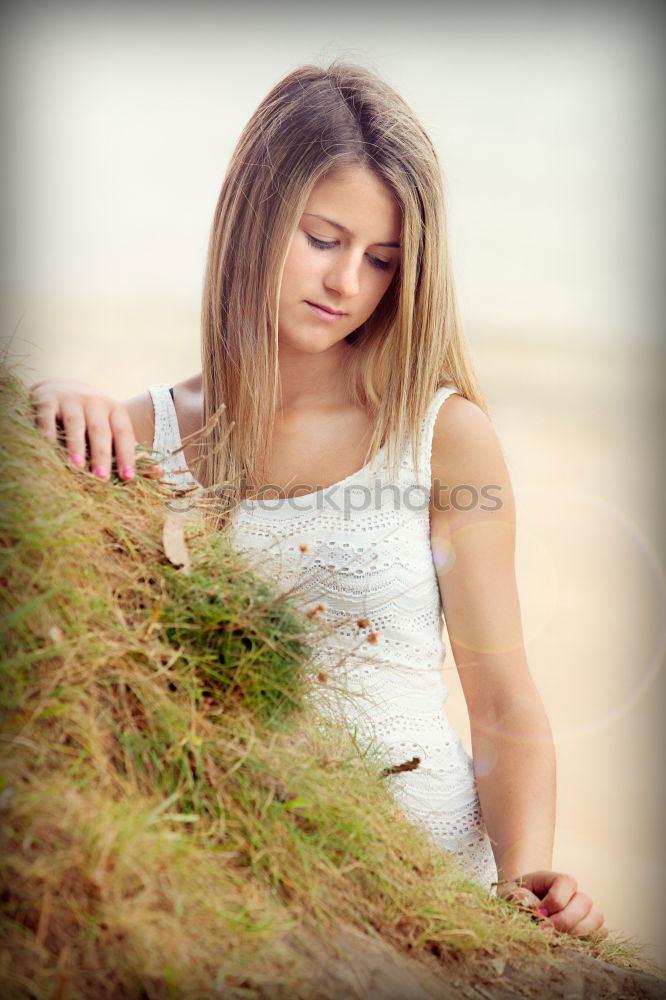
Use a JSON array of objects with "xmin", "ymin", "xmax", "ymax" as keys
[
  {"xmin": 147, "ymin": 383, "xmax": 196, "ymax": 489},
  {"xmin": 418, "ymin": 385, "xmax": 459, "ymax": 487}
]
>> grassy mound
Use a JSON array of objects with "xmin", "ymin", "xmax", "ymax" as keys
[{"xmin": 0, "ymin": 366, "xmax": 651, "ymax": 998}]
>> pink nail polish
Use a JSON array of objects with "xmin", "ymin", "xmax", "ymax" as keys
[
  {"xmin": 121, "ymin": 464, "xmax": 134, "ymax": 480},
  {"xmin": 70, "ymin": 454, "xmax": 84, "ymax": 467},
  {"xmin": 538, "ymin": 908, "xmax": 549, "ymax": 917},
  {"xmin": 94, "ymin": 466, "xmax": 108, "ymax": 479}
]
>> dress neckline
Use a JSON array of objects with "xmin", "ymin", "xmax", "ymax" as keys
[
  {"xmin": 242, "ymin": 441, "xmax": 389, "ymax": 506},
  {"xmin": 163, "ymin": 389, "xmax": 388, "ymax": 505}
]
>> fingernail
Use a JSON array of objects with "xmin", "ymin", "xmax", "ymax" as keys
[
  {"xmin": 70, "ymin": 454, "xmax": 84, "ymax": 467},
  {"xmin": 94, "ymin": 466, "xmax": 108, "ymax": 479},
  {"xmin": 538, "ymin": 908, "xmax": 549, "ymax": 917},
  {"xmin": 121, "ymin": 464, "xmax": 134, "ymax": 480}
]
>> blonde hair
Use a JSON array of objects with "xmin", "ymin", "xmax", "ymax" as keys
[{"xmin": 199, "ymin": 62, "xmax": 486, "ymax": 523}]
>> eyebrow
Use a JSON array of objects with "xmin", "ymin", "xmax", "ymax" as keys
[{"xmin": 303, "ymin": 213, "xmax": 401, "ymax": 249}]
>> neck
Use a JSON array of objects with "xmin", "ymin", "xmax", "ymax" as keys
[{"xmin": 277, "ymin": 339, "xmax": 354, "ymax": 411}]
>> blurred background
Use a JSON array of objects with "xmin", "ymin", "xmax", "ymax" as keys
[{"xmin": 2, "ymin": 0, "xmax": 664, "ymax": 966}]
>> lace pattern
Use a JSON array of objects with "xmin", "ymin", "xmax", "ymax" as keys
[{"xmin": 148, "ymin": 383, "xmax": 498, "ymax": 888}]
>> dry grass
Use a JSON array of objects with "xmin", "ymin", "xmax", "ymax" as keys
[{"xmin": 0, "ymin": 364, "xmax": 652, "ymax": 998}]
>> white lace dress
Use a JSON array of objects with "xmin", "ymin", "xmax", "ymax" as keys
[{"xmin": 148, "ymin": 383, "xmax": 498, "ymax": 889}]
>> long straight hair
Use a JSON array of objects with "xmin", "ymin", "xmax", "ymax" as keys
[{"xmin": 198, "ymin": 62, "xmax": 486, "ymax": 523}]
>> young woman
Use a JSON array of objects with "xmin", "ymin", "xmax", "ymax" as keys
[{"xmin": 31, "ymin": 63, "xmax": 605, "ymax": 937}]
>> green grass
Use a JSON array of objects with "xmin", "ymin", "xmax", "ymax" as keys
[{"xmin": 0, "ymin": 365, "xmax": 653, "ymax": 998}]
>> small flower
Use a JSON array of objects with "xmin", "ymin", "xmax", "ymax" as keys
[
  {"xmin": 367, "ymin": 632, "xmax": 380, "ymax": 644},
  {"xmin": 356, "ymin": 617, "xmax": 370, "ymax": 629},
  {"xmin": 299, "ymin": 543, "xmax": 309, "ymax": 552}
]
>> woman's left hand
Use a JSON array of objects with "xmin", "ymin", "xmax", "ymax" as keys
[{"xmin": 497, "ymin": 870, "xmax": 607, "ymax": 937}]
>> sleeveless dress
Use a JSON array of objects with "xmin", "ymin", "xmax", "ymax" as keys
[{"xmin": 148, "ymin": 383, "xmax": 498, "ymax": 889}]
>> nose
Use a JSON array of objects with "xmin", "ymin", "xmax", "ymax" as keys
[{"xmin": 324, "ymin": 253, "xmax": 361, "ymax": 299}]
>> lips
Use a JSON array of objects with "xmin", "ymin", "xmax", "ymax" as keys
[{"xmin": 305, "ymin": 301, "xmax": 346, "ymax": 317}]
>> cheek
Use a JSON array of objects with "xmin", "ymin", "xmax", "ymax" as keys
[
  {"xmin": 280, "ymin": 246, "xmax": 297, "ymax": 293},
  {"xmin": 281, "ymin": 240, "xmax": 316, "ymax": 296},
  {"xmin": 368, "ymin": 271, "xmax": 396, "ymax": 310}
]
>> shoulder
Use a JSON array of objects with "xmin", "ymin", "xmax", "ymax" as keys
[
  {"xmin": 431, "ymin": 393, "xmax": 504, "ymax": 479},
  {"xmin": 430, "ymin": 393, "xmax": 514, "ymax": 523},
  {"xmin": 121, "ymin": 372, "xmax": 202, "ymax": 447},
  {"xmin": 172, "ymin": 373, "xmax": 203, "ymax": 439},
  {"xmin": 174, "ymin": 371, "xmax": 202, "ymax": 400}
]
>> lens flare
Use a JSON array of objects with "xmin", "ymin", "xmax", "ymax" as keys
[{"xmin": 516, "ymin": 485, "xmax": 665, "ymax": 740}]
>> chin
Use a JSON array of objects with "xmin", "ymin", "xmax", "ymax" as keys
[
  {"xmin": 280, "ymin": 331, "xmax": 350, "ymax": 354},
  {"xmin": 299, "ymin": 341, "xmax": 343, "ymax": 355}
]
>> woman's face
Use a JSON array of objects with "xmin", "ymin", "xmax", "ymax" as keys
[{"xmin": 277, "ymin": 165, "xmax": 402, "ymax": 354}]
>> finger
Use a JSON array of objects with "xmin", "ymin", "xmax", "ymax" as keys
[
  {"xmin": 137, "ymin": 456, "xmax": 164, "ymax": 479},
  {"xmin": 500, "ymin": 871, "xmax": 558, "ymax": 911},
  {"xmin": 83, "ymin": 401, "xmax": 115, "ymax": 480},
  {"xmin": 108, "ymin": 405, "xmax": 137, "ymax": 480},
  {"xmin": 497, "ymin": 882, "xmax": 542, "ymax": 912},
  {"xmin": 573, "ymin": 909, "xmax": 609, "ymax": 941},
  {"xmin": 143, "ymin": 465, "xmax": 164, "ymax": 479},
  {"xmin": 59, "ymin": 399, "xmax": 90, "ymax": 469},
  {"xmin": 31, "ymin": 393, "xmax": 59, "ymax": 444},
  {"xmin": 567, "ymin": 906, "xmax": 606, "ymax": 938},
  {"xmin": 538, "ymin": 873, "xmax": 578, "ymax": 915},
  {"xmin": 547, "ymin": 892, "xmax": 594, "ymax": 933},
  {"xmin": 511, "ymin": 888, "xmax": 543, "ymax": 912}
]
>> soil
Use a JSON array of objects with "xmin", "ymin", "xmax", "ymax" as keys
[{"xmin": 275, "ymin": 927, "xmax": 666, "ymax": 1000}]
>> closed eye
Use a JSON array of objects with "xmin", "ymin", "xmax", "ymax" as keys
[
  {"xmin": 368, "ymin": 255, "xmax": 391, "ymax": 271},
  {"xmin": 306, "ymin": 233, "xmax": 393, "ymax": 271},
  {"xmin": 306, "ymin": 234, "xmax": 336, "ymax": 250}
]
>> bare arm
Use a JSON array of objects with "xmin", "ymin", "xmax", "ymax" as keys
[
  {"xmin": 430, "ymin": 394, "xmax": 555, "ymax": 877},
  {"xmin": 430, "ymin": 394, "xmax": 604, "ymax": 936}
]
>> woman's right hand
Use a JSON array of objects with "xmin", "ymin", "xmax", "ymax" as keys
[{"xmin": 29, "ymin": 378, "xmax": 159, "ymax": 482}]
